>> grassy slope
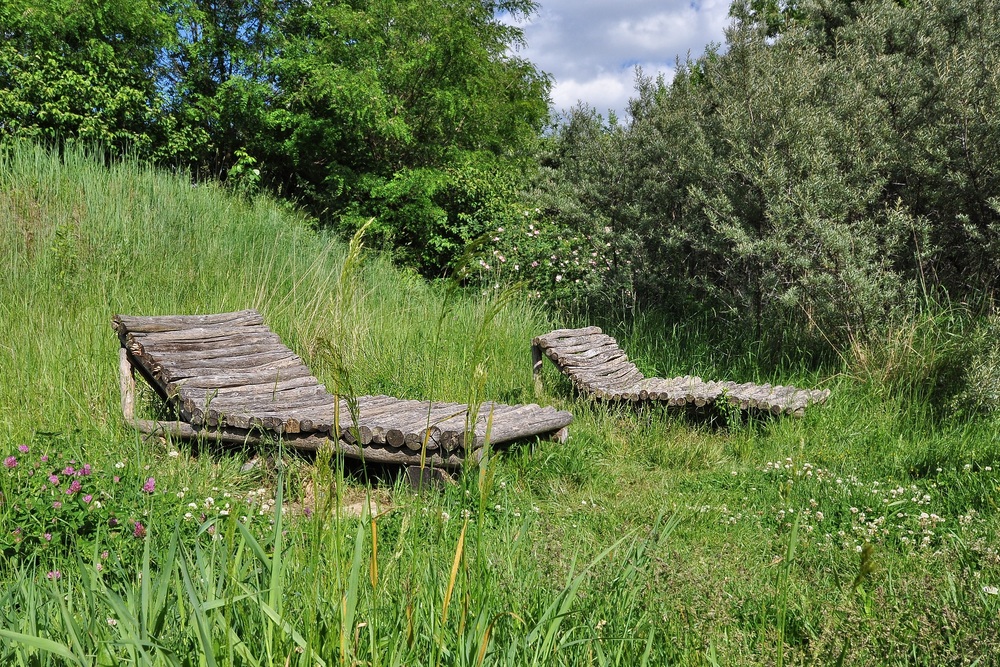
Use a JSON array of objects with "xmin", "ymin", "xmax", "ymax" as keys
[{"xmin": 1, "ymin": 143, "xmax": 999, "ymax": 665}]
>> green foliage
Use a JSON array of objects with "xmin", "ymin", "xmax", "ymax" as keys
[
  {"xmin": 267, "ymin": 0, "xmax": 550, "ymax": 275},
  {"xmin": 0, "ymin": 0, "xmax": 550, "ymax": 276},
  {"xmin": 0, "ymin": 0, "xmax": 169, "ymax": 152},
  {"xmin": 537, "ymin": 0, "xmax": 1000, "ymax": 358}
]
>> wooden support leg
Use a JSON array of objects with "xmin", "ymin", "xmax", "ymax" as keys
[
  {"xmin": 532, "ymin": 343, "xmax": 544, "ymax": 397},
  {"xmin": 405, "ymin": 465, "xmax": 455, "ymax": 493},
  {"xmin": 119, "ymin": 347, "xmax": 136, "ymax": 423}
]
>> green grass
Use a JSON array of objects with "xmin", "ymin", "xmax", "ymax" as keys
[{"xmin": 2, "ymin": 141, "xmax": 1000, "ymax": 665}]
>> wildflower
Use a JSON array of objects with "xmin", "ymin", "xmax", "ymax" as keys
[
  {"xmin": 48, "ymin": 474, "xmax": 59, "ymax": 485},
  {"xmin": 40, "ymin": 454, "xmax": 48, "ymax": 462},
  {"xmin": 63, "ymin": 466, "xmax": 75, "ymax": 475},
  {"xmin": 107, "ymin": 617, "xmax": 117, "ymax": 626},
  {"xmin": 52, "ymin": 501, "xmax": 62, "ymax": 509},
  {"xmin": 101, "ymin": 551, "xmax": 108, "ymax": 560},
  {"xmin": 83, "ymin": 494, "xmax": 93, "ymax": 504},
  {"xmin": 80, "ymin": 464, "xmax": 92, "ymax": 476},
  {"xmin": 46, "ymin": 570, "xmax": 62, "ymax": 580},
  {"xmin": 115, "ymin": 461, "xmax": 125, "ymax": 469},
  {"xmin": 66, "ymin": 479, "xmax": 82, "ymax": 495},
  {"xmin": 184, "ymin": 512, "xmax": 193, "ymax": 521},
  {"xmin": 96, "ymin": 563, "xmax": 103, "ymax": 572},
  {"xmin": 142, "ymin": 477, "xmax": 155, "ymax": 493},
  {"xmin": 984, "ymin": 586, "xmax": 999, "ymax": 595},
  {"xmin": 44, "ymin": 533, "xmax": 52, "ymax": 541},
  {"xmin": 3, "ymin": 456, "xmax": 16, "ymax": 468},
  {"xmin": 108, "ymin": 517, "xmax": 119, "ymax": 528},
  {"xmin": 133, "ymin": 522, "xmax": 146, "ymax": 539},
  {"xmin": 18, "ymin": 444, "xmax": 28, "ymax": 453},
  {"xmin": 176, "ymin": 491, "xmax": 185, "ymax": 499},
  {"xmin": 168, "ymin": 450, "xmax": 179, "ymax": 458},
  {"xmin": 303, "ymin": 507, "xmax": 313, "ymax": 518},
  {"xmin": 113, "ymin": 475, "xmax": 120, "ymax": 484}
]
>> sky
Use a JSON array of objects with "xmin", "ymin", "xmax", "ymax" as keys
[{"xmin": 507, "ymin": 0, "xmax": 733, "ymax": 120}]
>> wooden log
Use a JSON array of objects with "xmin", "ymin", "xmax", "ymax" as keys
[
  {"xmin": 471, "ymin": 408, "xmax": 574, "ymax": 448},
  {"xmin": 545, "ymin": 343, "xmax": 623, "ymax": 366},
  {"xmin": 136, "ymin": 342, "xmax": 293, "ymax": 363},
  {"xmin": 127, "ymin": 332, "xmax": 283, "ymax": 354},
  {"xmin": 158, "ymin": 349, "xmax": 300, "ymax": 372},
  {"xmin": 119, "ymin": 348, "xmax": 136, "ymax": 422},
  {"xmin": 128, "ymin": 324, "xmax": 274, "ymax": 343},
  {"xmin": 538, "ymin": 333, "xmax": 618, "ymax": 354},
  {"xmin": 131, "ymin": 419, "xmax": 470, "ymax": 469},
  {"xmin": 534, "ymin": 326, "xmax": 602, "ymax": 342},
  {"xmin": 113, "ymin": 310, "xmax": 263, "ymax": 333},
  {"xmin": 542, "ymin": 337, "xmax": 621, "ymax": 360},
  {"xmin": 168, "ymin": 366, "xmax": 317, "ymax": 391}
]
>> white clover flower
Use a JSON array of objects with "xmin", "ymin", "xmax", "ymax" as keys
[
  {"xmin": 184, "ymin": 512, "xmax": 193, "ymax": 521},
  {"xmin": 168, "ymin": 450, "xmax": 179, "ymax": 458},
  {"xmin": 115, "ymin": 461, "xmax": 125, "ymax": 469}
]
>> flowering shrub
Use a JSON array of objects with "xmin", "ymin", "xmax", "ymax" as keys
[{"xmin": 471, "ymin": 209, "xmax": 620, "ymax": 306}]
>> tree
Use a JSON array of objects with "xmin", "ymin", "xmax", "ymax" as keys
[{"xmin": 0, "ymin": 0, "xmax": 170, "ymax": 153}]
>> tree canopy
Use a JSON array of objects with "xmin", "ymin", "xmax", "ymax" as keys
[{"xmin": 0, "ymin": 0, "xmax": 551, "ymax": 275}]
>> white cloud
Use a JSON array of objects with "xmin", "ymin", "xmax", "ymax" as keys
[{"xmin": 508, "ymin": 0, "xmax": 732, "ymax": 119}]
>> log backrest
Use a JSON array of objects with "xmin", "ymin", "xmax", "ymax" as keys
[{"xmin": 532, "ymin": 327, "xmax": 644, "ymax": 394}]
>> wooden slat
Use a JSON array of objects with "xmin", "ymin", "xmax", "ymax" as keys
[
  {"xmin": 113, "ymin": 310, "xmax": 263, "ymax": 333},
  {"xmin": 533, "ymin": 326, "xmax": 830, "ymax": 416}
]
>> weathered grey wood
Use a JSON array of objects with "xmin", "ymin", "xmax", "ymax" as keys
[
  {"xmin": 120, "ymin": 348, "xmax": 136, "ymax": 422},
  {"xmin": 192, "ymin": 376, "xmax": 322, "ymax": 400},
  {"xmin": 126, "ymin": 332, "xmax": 284, "ymax": 354},
  {"xmin": 116, "ymin": 311, "xmax": 573, "ymax": 469},
  {"xmin": 475, "ymin": 409, "xmax": 574, "ymax": 448},
  {"xmin": 534, "ymin": 326, "xmax": 830, "ymax": 416},
  {"xmin": 159, "ymin": 350, "xmax": 300, "ymax": 372},
  {"xmin": 538, "ymin": 326, "xmax": 603, "ymax": 340},
  {"xmin": 128, "ymin": 324, "xmax": 274, "ymax": 344},
  {"xmin": 558, "ymin": 346, "xmax": 629, "ymax": 369},
  {"xmin": 141, "ymin": 343, "xmax": 293, "ymax": 363},
  {"xmin": 113, "ymin": 310, "xmax": 263, "ymax": 333}
]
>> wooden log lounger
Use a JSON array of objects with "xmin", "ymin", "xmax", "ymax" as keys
[
  {"xmin": 532, "ymin": 327, "xmax": 830, "ymax": 417},
  {"xmin": 114, "ymin": 310, "xmax": 573, "ymax": 470}
]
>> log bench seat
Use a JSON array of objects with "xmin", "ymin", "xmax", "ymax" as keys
[
  {"xmin": 114, "ymin": 310, "xmax": 572, "ymax": 470},
  {"xmin": 532, "ymin": 326, "xmax": 830, "ymax": 417}
]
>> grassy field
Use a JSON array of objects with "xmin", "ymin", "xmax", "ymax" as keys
[{"xmin": 1, "ymin": 142, "xmax": 999, "ymax": 665}]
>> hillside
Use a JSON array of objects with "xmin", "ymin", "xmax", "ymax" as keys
[{"xmin": 1, "ymin": 143, "xmax": 999, "ymax": 665}]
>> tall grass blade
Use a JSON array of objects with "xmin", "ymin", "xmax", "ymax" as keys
[
  {"xmin": 442, "ymin": 517, "xmax": 469, "ymax": 627},
  {"xmin": 0, "ymin": 629, "xmax": 82, "ymax": 666}
]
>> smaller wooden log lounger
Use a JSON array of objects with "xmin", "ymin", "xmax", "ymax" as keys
[
  {"xmin": 114, "ymin": 310, "xmax": 573, "ymax": 470},
  {"xmin": 532, "ymin": 327, "xmax": 830, "ymax": 417}
]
